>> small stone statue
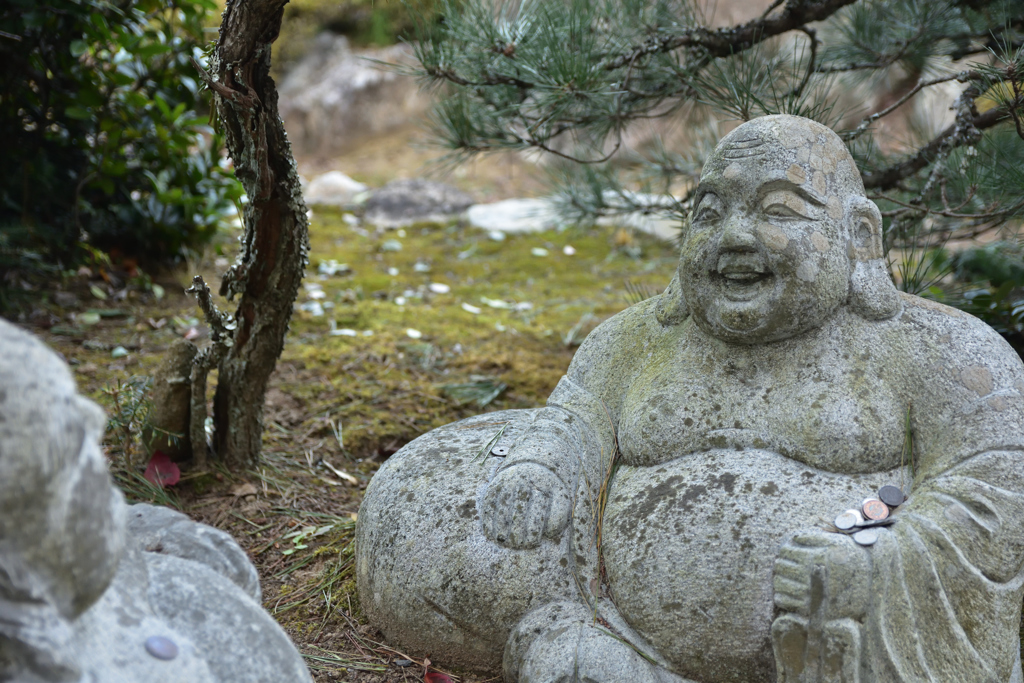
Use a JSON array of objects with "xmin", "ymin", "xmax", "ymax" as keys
[
  {"xmin": 356, "ymin": 115, "xmax": 1024, "ymax": 682},
  {"xmin": 0, "ymin": 319, "xmax": 312, "ymax": 683}
]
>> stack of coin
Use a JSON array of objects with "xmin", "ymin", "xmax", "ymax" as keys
[{"xmin": 831, "ymin": 485, "xmax": 907, "ymax": 546}]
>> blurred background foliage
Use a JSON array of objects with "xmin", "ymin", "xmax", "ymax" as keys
[{"xmin": 0, "ymin": 0, "xmax": 242, "ymax": 282}]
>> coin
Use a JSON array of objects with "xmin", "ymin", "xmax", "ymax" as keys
[
  {"xmin": 878, "ymin": 485, "xmax": 905, "ymax": 507},
  {"xmin": 857, "ymin": 517, "xmax": 896, "ymax": 528},
  {"xmin": 862, "ymin": 498, "xmax": 889, "ymax": 521},
  {"xmin": 490, "ymin": 445, "xmax": 509, "ymax": 457},
  {"xmin": 834, "ymin": 510, "xmax": 863, "ymax": 530},
  {"xmin": 852, "ymin": 528, "xmax": 879, "ymax": 546},
  {"xmin": 145, "ymin": 635, "xmax": 179, "ymax": 661}
]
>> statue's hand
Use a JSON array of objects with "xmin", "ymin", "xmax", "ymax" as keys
[
  {"xmin": 773, "ymin": 529, "xmax": 871, "ymax": 621},
  {"xmin": 480, "ymin": 463, "xmax": 572, "ymax": 549}
]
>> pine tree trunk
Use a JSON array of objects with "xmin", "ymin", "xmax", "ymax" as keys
[{"xmin": 203, "ymin": 0, "xmax": 308, "ymax": 470}]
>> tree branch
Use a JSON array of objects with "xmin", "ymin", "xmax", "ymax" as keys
[
  {"xmin": 600, "ymin": 0, "xmax": 860, "ymax": 71},
  {"xmin": 844, "ymin": 73, "xmax": 962, "ymax": 140},
  {"xmin": 862, "ymin": 102, "xmax": 1007, "ymax": 191}
]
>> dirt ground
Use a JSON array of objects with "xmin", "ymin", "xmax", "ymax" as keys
[{"xmin": 12, "ymin": 130, "xmax": 681, "ymax": 682}]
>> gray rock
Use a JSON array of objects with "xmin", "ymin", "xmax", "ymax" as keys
[
  {"xmin": 0, "ymin": 319, "xmax": 312, "ymax": 683},
  {"xmin": 357, "ymin": 115, "xmax": 1024, "ymax": 682},
  {"xmin": 303, "ymin": 170, "xmax": 368, "ymax": 208},
  {"xmin": 363, "ymin": 179, "xmax": 474, "ymax": 228}
]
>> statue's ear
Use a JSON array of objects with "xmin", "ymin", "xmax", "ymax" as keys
[
  {"xmin": 846, "ymin": 197, "xmax": 901, "ymax": 321},
  {"xmin": 849, "ymin": 197, "xmax": 884, "ymax": 262},
  {"xmin": 655, "ymin": 268, "xmax": 689, "ymax": 326}
]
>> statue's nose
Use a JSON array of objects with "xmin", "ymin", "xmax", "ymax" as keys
[{"xmin": 718, "ymin": 215, "xmax": 758, "ymax": 252}]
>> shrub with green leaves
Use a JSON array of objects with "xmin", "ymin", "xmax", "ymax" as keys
[{"xmin": 0, "ymin": 0, "xmax": 242, "ymax": 266}]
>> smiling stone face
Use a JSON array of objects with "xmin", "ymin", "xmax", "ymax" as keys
[{"xmin": 679, "ymin": 115, "xmax": 866, "ymax": 344}]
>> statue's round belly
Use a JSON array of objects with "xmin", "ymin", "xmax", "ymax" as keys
[{"xmin": 602, "ymin": 449, "xmax": 900, "ymax": 683}]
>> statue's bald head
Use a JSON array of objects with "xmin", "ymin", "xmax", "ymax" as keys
[{"xmin": 701, "ymin": 115, "xmax": 866, "ymax": 218}]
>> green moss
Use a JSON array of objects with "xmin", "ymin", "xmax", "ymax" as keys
[{"xmin": 277, "ymin": 212, "xmax": 680, "ymax": 459}]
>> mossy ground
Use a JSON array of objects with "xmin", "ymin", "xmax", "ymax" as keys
[{"xmin": 25, "ymin": 204, "xmax": 680, "ymax": 681}]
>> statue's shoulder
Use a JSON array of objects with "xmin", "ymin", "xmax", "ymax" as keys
[
  {"xmin": 566, "ymin": 295, "xmax": 669, "ymax": 389},
  {"xmin": 889, "ymin": 291, "xmax": 1024, "ymax": 371},
  {"xmin": 896, "ymin": 291, "xmax": 1007, "ymax": 339},
  {"xmin": 578, "ymin": 295, "xmax": 667, "ymax": 354}
]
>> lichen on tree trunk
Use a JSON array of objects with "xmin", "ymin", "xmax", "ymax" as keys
[{"xmin": 188, "ymin": 0, "xmax": 309, "ymax": 470}]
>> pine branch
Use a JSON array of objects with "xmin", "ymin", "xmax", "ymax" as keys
[
  {"xmin": 863, "ymin": 97, "xmax": 1007, "ymax": 191},
  {"xmin": 600, "ymin": 0, "xmax": 860, "ymax": 70},
  {"xmin": 844, "ymin": 74, "xmax": 962, "ymax": 141}
]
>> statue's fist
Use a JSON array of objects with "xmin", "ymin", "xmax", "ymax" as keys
[
  {"xmin": 773, "ymin": 529, "xmax": 871, "ymax": 621},
  {"xmin": 480, "ymin": 463, "xmax": 572, "ymax": 549}
]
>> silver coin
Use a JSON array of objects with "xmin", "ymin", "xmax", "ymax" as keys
[
  {"xmin": 491, "ymin": 445, "xmax": 509, "ymax": 457},
  {"xmin": 145, "ymin": 635, "xmax": 178, "ymax": 661},
  {"xmin": 858, "ymin": 517, "xmax": 896, "ymax": 528},
  {"xmin": 878, "ymin": 485, "xmax": 905, "ymax": 507},
  {"xmin": 834, "ymin": 511, "xmax": 860, "ymax": 530},
  {"xmin": 852, "ymin": 528, "xmax": 879, "ymax": 546}
]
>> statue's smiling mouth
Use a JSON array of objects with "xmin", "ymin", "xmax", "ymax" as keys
[{"xmin": 714, "ymin": 253, "xmax": 773, "ymax": 301}]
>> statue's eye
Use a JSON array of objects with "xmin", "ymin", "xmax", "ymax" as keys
[
  {"xmin": 695, "ymin": 205, "xmax": 720, "ymax": 222},
  {"xmin": 763, "ymin": 203, "xmax": 809, "ymax": 221},
  {"xmin": 694, "ymin": 195, "xmax": 723, "ymax": 223}
]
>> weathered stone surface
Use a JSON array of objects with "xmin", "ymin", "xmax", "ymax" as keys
[
  {"xmin": 363, "ymin": 179, "xmax": 474, "ymax": 228},
  {"xmin": 143, "ymin": 338, "xmax": 196, "ymax": 461},
  {"xmin": 124, "ymin": 503, "xmax": 261, "ymax": 601},
  {"xmin": 357, "ymin": 115, "xmax": 1024, "ymax": 682},
  {"xmin": 0, "ymin": 318, "xmax": 312, "ymax": 683},
  {"xmin": 304, "ymin": 170, "xmax": 368, "ymax": 208}
]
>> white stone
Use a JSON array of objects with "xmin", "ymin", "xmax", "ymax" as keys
[
  {"xmin": 304, "ymin": 170, "xmax": 368, "ymax": 208},
  {"xmin": 466, "ymin": 198, "xmax": 563, "ymax": 233}
]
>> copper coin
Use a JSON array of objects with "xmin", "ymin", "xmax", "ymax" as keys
[
  {"xmin": 862, "ymin": 498, "xmax": 889, "ymax": 521},
  {"xmin": 878, "ymin": 485, "xmax": 905, "ymax": 507},
  {"xmin": 834, "ymin": 510, "xmax": 863, "ymax": 530},
  {"xmin": 852, "ymin": 528, "xmax": 879, "ymax": 546}
]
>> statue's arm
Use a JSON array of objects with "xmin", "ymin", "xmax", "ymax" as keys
[
  {"xmin": 773, "ymin": 307, "xmax": 1024, "ymax": 682},
  {"xmin": 859, "ymin": 313, "xmax": 1024, "ymax": 682},
  {"xmin": 480, "ymin": 298, "xmax": 660, "ymax": 548}
]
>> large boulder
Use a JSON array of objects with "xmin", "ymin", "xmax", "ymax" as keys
[{"xmin": 278, "ymin": 33, "xmax": 431, "ymax": 156}]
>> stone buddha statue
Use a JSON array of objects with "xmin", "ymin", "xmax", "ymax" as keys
[
  {"xmin": 356, "ymin": 115, "xmax": 1024, "ymax": 682},
  {"xmin": 0, "ymin": 319, "xmax": 312, "ymax": 683}
]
